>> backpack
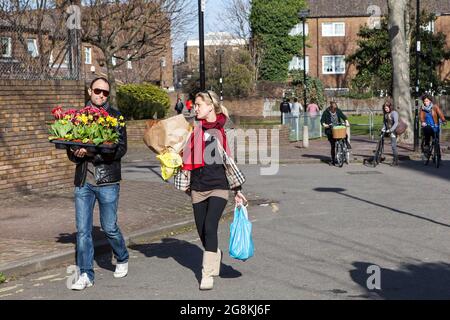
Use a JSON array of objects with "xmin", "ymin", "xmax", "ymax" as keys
[{"xmin": 280, "ymin": 101, "xmax": 290, "ymax": 113}]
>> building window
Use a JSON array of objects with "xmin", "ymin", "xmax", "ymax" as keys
[
  {"xmin": 111, "ymin": 56, "xmax": 117, "ymax": 66},
  {"xmin": 289, "ymin": 55, "xmax": 309, "ymax": 73},
  {"xmin": 27, "ymin": 39, "xmax": 39, "ymax": 57},
  {"xmin": 1, "ymin": 37, "xmax": 12, "ymax": 57},
  {"xmin": 322, "ymin": 22, "xmax": 345, "ymax": 37},
  {"xmin": 127, "ymin": 54, "xmax": 132, "ymax": 69},
  {"xmin": 289, "ymin": 23, "xmax": 309, "ymax": 36},
  {"xmin": 322, "ymin": 55, "xmax": 346, "ymax": 74},
  {"xmin": 84, "ymin": 47, "xmax": 92, "ymax": 64}
]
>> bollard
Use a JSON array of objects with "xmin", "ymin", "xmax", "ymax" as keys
[{"xmin": 303, "ymin": 125, "xmax": 309, "ymax": 148}]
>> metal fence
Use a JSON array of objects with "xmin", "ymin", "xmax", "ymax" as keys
[
  {"xmin": 0, "ymin": 3, "xmax": 81, "ymax": 80},
  {"xmin": 283, "ymin": 112, "xmax": 323, "ymax": 141}
]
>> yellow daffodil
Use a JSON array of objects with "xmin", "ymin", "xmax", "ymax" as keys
[
  {"xmin": 80, "ymin": 114, "xmax": 88, "ymax": 124},
  {"xmin": 88, "ymin": 115, "xmax": 93, "ymax": 121},
  {"xmin": 119, "ymin": 116, "xmax": 124, "ymax": 121}
]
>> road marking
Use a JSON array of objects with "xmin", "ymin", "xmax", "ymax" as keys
[
  {"xmin": 31, "ymin": 273, "xmax": 61, "ymax": 281},
  {"xmin": 50, "ymin": 277, "xmax": 68, "ymax": 282},
  {"xmin": 0, "ymin": 284, "xmax": 23, "ymax": 293}
]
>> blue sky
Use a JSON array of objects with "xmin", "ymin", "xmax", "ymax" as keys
[{"xmin": 173, "ymin": 0, "xmax": 228, "ymax": 60}]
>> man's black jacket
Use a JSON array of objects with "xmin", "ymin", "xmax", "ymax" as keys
[{"xmin": 67, "ymin": 102, "xmax": 127, "ymax": 187}]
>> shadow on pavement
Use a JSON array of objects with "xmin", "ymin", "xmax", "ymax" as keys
[
  {"xmin": 349, "ymin": 261, "xmax": 450, "ymax": 299},
  {"xmin": 397, "ymin": 159, "xmax": 450, "ymax": 182},
  {"xmin": 56, "ymin": 226, "xmax": 115, "ymax": 272},
  {"xmin": 129, "ymin": 238, "xmax": 242, "ymax": 283},
  {"xmin": 301, "ymin": 154, "xmax": 331, "ymax": 163},
  {"xmin": 314, "ymin": 188, "xmax": 450, "ymax": 228}
]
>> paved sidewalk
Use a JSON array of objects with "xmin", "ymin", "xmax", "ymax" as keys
[{"xmin": 0, "ymin": 134, "xmax": 445, "ymax": 280}]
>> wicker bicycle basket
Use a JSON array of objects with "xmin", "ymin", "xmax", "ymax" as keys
[{"xmin": 332, "ymin": 127, "xmax": 347, "ymax": 139}]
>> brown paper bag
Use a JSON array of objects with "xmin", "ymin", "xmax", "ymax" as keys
[{"xmin": 143, "ymin": 114, "xmax": 192, "ymax": 155}]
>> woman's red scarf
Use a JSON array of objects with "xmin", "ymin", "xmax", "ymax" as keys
[{"xmin": 182, "ymin": 113, "xmax": 228, "ymax": 171}]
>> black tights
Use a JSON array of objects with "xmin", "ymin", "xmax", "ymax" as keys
[
  {"xmin": 422, "ymin": 126, "xmax": 437, "ymax": 148},
  {"xmin": 193, "ymin": 196, "xmax": 228, "ymax": 252}
]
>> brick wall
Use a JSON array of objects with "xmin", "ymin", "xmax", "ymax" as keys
[
  {"xmin": 0, "ymin": 80, "xmax": 84, "ymax": 196},
  {"xmin": 127, "ymin": 120, "xmax": 147, "ymax": 143}
]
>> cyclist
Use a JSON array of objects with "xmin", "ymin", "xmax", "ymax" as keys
[
  {"xmin": 320, "ymin": 101, "xmax": 351, "ymax": 166},
  {"xmin": 420, "ymin": 94, "xmax": 446, "ymax": 157},
  {"xmin": 381, "ymin": 98, "xmax": 400, "ymax": 166}
]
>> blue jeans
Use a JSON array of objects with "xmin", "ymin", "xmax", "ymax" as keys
[{"xmin": 74, "ymin": 183, "xmax": 129, "ymax": 281}]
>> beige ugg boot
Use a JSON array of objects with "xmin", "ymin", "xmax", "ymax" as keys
[
  {"xmin": 200, "ymin": 251, "xmax": 216, "ymax": 290},
  {"xmin": 211, "ymin": 249, "xmax": 222, "ymax": 277}
]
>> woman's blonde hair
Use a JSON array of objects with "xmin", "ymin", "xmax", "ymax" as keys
[{"xmin": 195, "ymin": 90, "xmax": 229, "ymax": 118}]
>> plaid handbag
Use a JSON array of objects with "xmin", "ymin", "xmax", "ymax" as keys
[
  {"xmin": 217, "ymin": 142, "xmax": 246, "ymax": 190},
  {"xmin": 174, "ymin": 169, "xmax": 191, "ymax": 191},
  {"xmin": 174, "ymin": 139, "xmax": 245, "ymax": 191}
]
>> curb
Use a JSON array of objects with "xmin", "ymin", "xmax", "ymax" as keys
[{"xmin": 0, "ymin": 211, "xmax": 235, "ymax": 280}]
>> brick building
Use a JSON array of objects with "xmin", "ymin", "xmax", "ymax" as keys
[
  {"xmin": 175, "ymin": 32, "xmax": 247, "ymax": 85},
  {"xmin": 0, "ymin": 4, "xmax": 173, "ymax": 89},
  {"xmin": 289, "ymin": 0, "xmax": 450, "ymax": 93}
]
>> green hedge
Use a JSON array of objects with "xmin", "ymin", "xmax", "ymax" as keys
[{"xmin": 117, "ymin": 83, "xmax": 170, "ymax": 120}]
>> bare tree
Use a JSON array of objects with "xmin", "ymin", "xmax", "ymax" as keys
[
  {"xmin": 220, "ymin": 0, "xmax": 250, "ymax": 40},
  {"xmin": 80, "ymin": 0, "xmax": 190, "ymax": 106},
  {"xmin": 0, "ymin": 0, "xmax": 71, "ymax": 79},
  {"xmin": 388, "ymin": 0, "xmax": 413, "ymax": 143}
]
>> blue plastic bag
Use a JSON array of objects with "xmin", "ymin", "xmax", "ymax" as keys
[{"xmin": 229, "ymin": 205, "xmax": 254, "ymax": 261}]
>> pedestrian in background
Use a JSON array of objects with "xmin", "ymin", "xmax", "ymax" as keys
[
  {"xmin": 279, "ymin": 97, "xmax": 291, "ymax": 124},
  {"xmin": 381, "ymin": 98, "xmax": 400, "ymax": 166},
  {"xmin": 307, "ymin": 99, "xmax": 320, "ymax": 133}
]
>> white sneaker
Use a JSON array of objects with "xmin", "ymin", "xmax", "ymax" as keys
[
  {"xmin": 71, "ymin": 273, "xmax": 93, "ymax": 290},
  {"xmin": 114, "ymin": 262, "xmax": 128, "ymax": 278}
]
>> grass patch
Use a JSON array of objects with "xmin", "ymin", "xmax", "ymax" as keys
[
  {"xmin": 0, "ymin": 273, "xmax": 6, "ymax": 284},
  {"xmin": 348, "ymin": 115, "xmax": 383, "ymax": 136}
]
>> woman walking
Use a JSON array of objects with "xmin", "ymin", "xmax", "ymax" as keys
[
  {"xmin": 381, "ymin": 99, "xmax": 400, "ymax": 166},
  {"xmin": 181, "ymin": 90, "xmax": 247, "ymax": 290}
]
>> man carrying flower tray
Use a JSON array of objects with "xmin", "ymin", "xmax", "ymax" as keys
[{"xmin": 64, "ymin": 77, "xmax": 129, "ymax": 290}]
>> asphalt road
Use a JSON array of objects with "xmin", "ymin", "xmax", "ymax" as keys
[{"xmin": 2, "ymin": 160, "xmax": 450, "ymax": 300}]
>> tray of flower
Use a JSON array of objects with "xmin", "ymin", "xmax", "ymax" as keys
[{"xmin": 48, "ymin": 105, "xmax": 125, "ymax": 154}]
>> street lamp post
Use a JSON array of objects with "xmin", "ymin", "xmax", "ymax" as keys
[
  {"xmin": 216, "ymin": 48, "xmax": 225, "ymax": 102},
  {"xmin": 298, "ymin": 9, "xmax": 309, "ymax": 111},
  {"xmin": 414, "ymin": 0, "xmax": 420, "ymax": 152},
  {"xmin": 198, "ymin": 0, "xmax": 206, "ymax": 91}
]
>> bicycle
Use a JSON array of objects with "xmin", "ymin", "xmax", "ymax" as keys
[
  {"xmin": 369, "ymin": 130, "xmax": 385, "ymax": 168},
  {"xmin": 330, "ymin": 123, "xmax": 350, "ymax": 167},
  {"xmin": 421, "ymin": 124, "xmax": 442, "ymax": 168}
]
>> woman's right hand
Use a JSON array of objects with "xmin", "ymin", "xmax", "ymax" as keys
[{"xmin": 235, "ymin": 191, "xmax": 247, "ymax": 207}]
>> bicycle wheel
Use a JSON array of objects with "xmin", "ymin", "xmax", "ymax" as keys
[
  {"xmin": 434, "ymin": 140, "xmax": 441, "ymax": 168},
  {"xmin": 335, "ymin": 141, "xmax": 344, "ymax": 167},
  {"xmin": 422, "ymin": 139, "xmax": 431, "ymax": 165},
  {"xmin": 373, "ymin": 139, "xmax": 383, "ymax": 167}
]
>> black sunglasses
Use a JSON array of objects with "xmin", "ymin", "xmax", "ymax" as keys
[{"xmin": 93, "ymin": 88, "xmax": 110, "ymax": 97}]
